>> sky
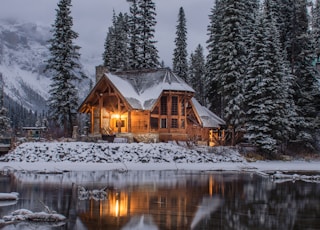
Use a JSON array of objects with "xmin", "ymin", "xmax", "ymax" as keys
[{"xmin": 0, "ymin": 0, "xmax": 214, "ymax": 67}]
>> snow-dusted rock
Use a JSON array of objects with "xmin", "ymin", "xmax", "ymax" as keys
[
  {"xmin": 2, "ymin": 208, "xmax": 66, "ymax": 223},
  {"xmin": 0, "ymin": 141, "xmax": 245, "ymax": 164}
]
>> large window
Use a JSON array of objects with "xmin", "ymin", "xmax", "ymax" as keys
[
  {"xmin": 160, "ymin": 118, "xmax": 167, "ymax": 128},
  {"xmin": 171, "ymin": 118, "xmax": 178, "ymax": 128},
  {"xmin": 161, "ymin": 96, "xmax": 167, "ymax": 115},
  {"xmin": 171, "ymin": 96, "xmax": 178, "ymax": 115},
  {"xmin": 181, "ymin": 99, "xmax": 185, "ymax": 116},
  {"xmin": 150, "ymin": 117, "xmax": 158, "ymax": 129}
]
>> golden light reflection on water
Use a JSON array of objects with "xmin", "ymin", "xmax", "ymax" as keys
[
  {"xmin": 3, "ymin": 171, "xmax": 319, "ymax": 230},
  {"xmin": 79, "ymin": 175, "xmax": 224, "ymax": 230}
]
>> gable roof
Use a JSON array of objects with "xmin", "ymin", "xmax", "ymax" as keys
[
  {"xmin": 105, "ymin": 68, "xmax": 194, "ymax": 110},
  {"xmin": 79, "ymin": 67, "xmax": 225, "ymax": 128},
  {"xmin": 191, "ymin": 98, "xmax": 226, "ymax": 128}
]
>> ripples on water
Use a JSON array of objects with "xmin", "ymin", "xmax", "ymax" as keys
[{"xmin": 0, "ymin": 170, "xmax": 319, "ymax": 230}]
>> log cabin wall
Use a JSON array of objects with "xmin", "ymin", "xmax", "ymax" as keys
[
  {"xmin": 79, "ymin": 68, "xmax": 225, "ymax": 144},
  {"xmin": 131, "ymin": 110, "xmax": 150, "ymax": 133},
  {"xmin": 149, "ymin": 91, "xmax": 193, "ymax": 142}
]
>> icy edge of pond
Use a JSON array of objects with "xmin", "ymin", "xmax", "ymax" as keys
[
  {"xmin": 0, "ymin": 192, "xmax": 19, "ymax": 201},
  {"xmin": 0, "ymin": 141, "xmax": 319, "ymax": 176},
  {"xmin": 1, "ymin": 160, "xmax": 320, "ymax": 173}
]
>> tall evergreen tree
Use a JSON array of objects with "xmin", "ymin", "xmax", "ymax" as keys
[
  {"xmin": 188, "ymin": 44, "xmax": 206, "ymax": 105},
  {"xmin": 172, "ymin": 7, "xmax": 188, "ymax": 81},
  {"xmin": 103, "ymin": 12, "xmax": 129, "ymax": 71},
  {"xmin": 245, "ymin": 3, "xmax": 293, "ymax": 154},
  {"xmin": 284, "ymin": 0, "xmax": 320, "ymax": 149},
  {"xmin": 312, "ymin": 0, "xmax": 320, "ymax": 60},
  {"xmin": 209, "ymin": 0, "xmax": 248, "ymax": 132},
  {"xmin": 136, "ymin": 0, "xmax": 159, "ymax": 69},
  {"xmin": 102, "ymin": 11, "xmax": 116, "ymax": 70},
  {"xmin": 0, "ymin": 74, "xmax": 11, "ymax": 136},
  {"xmin": 206, "ymin": 0, "xmax": 223, "ymax": 116},
  {"xmin": 45, "ymin": 0, "xmax": 86, "ymax": 137},
  {"xmin": 127, "ymin": 0, "xmax": 140, "ymax": 69},
  {"xmin": 102, "ymin": 26, "xmax": 115, "ymax": 70}
]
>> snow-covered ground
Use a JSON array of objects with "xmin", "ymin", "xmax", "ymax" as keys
[{"xmin": 0, "ymin": 141, "xmax": 319, "ymax": 173}]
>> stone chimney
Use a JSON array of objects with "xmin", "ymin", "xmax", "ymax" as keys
[{"xmin": 96, "ymin": 65, "xmax": 108, "ymax": 83}]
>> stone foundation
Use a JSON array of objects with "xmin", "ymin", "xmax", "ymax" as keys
[{"xmin": 133, "ymin": 133, "xmax": 159, "ymax": 143}]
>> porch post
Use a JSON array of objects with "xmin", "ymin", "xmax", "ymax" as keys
[
  {"xmin": 90, "ymin": 107, "xmax": 94, "ymax": 134},
  {"xmin": 128, "ymin": 110, "xmax": 131, "ymax": 132},
  {"xmin": 99, "ymin": 94, "xmax": 103, "ymax": 134}
]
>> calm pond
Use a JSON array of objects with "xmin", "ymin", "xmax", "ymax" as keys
[{"xmin": 0, "ymin": 170, "xmax": 319, "ymax": 230}]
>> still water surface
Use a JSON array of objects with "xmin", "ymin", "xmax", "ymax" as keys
[{"xmin": 0, "ymin": 170, "xmax": 319, "ymax": 230}]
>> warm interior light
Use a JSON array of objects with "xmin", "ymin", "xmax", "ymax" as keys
[
  {"xmin": 112, "ymin": 114, "xmax": 120, "ymax": 119},
  {"xmin": 115, "ymin": 199, "xmax": 119, "ymax": 217}
]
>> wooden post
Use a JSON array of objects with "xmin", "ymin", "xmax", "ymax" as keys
[
  {"xmin": 90, "ymin": 106, "xmax": 94, "ymax": 134},
  {"xmin": 117, "ymin": 97, "xmax": 121, "ymax": 133},
  {"xmin": 168, "ymin": 93, "xmax": 172, "ymax": 132},
  {"xmin": 128, "ymin": 110, "xmax": 131, "ymax": 133},
  {"xmin": 99, "ymin": 95, "xmax": 103, "ymax": 134}
]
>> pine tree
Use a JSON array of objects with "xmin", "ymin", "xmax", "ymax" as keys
[
  {"xmin": 188, "ymin": 44, "xmax": 206, "ymax": 105},
  {"xmin": 294, "ymin": 37, "xmax": 320, "ymax": 149},
  {"xmin": 0, "ymin": 74, "xmax": 11, "ymax": 136},
  {"xmin": 136, "ymin": 0, "xmax": 159, "ymax": 69},
  {"xmin": 285, "ymin": 0, "xmax": 320, "ymax": 149},
  {"xmin": 313, "ymin": 0, "xmax": 320, "ymax": 60},
  {"xmin": 209, "ymin": 0, "xmax": 248, "ymax": 132},
  {"xmin": 102, "ymin": 26, "xmax": 115, "ymax": 70},
  {"xmin": 45, "ymin": 0, "xmax": 86, "ymax": 137},
  {"xmin": 114, "ymin": 12, "xmax": 129, "ymax": 70},
  {"xmin": 103, "ymin": 12, "xmax": 129, "ymax": 71},
  {"xmin": 127, "ymin": 0, "xmax": 140, "ymax": 69},
  {"xmin": 206, "ymin": 0, "xmax": 223, "ymax": 116},
  {"xmin": 172, "ymin": 7, "xmax": 188, "ymax": 82},
  {"xmin": 245, "ymin": 0, "xmax": 298, "ymax": 155}
]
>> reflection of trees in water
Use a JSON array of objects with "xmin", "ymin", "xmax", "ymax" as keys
[
  {"xmin": 2, "ymin": 172, "xmax": 320, "ymax": 230},
  {"xmin": 198, "ymin": 175, "xmax": 320, "ymax": 230}
]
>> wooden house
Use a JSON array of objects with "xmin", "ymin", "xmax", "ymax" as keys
[{"xmin": 78, "ymin": 67, "xmax": 225, "ymax": 145}]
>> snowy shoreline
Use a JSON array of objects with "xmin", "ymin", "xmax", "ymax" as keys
[{"xmin": 0, "ymin": 141, "xmax": 319, "ymax": 173}]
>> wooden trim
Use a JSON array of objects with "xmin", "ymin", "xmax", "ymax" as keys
[
  {"xmin": 90, "ymin": 106, "xmax": 94, "ymax": 134},
  {"xmin": 99, "ymin": 95, "xmax": 103, "ymax": 133},
  {"xmin": 128, "ymin": 110, "xmax": 131, "ymax": 132}
]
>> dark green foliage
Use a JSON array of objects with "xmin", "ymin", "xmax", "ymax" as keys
[
  {"xmin": 188, "ymin": 44, "xmax": 206, "ymax": 105},
  {"xmin": 45, "ymin": 0, "xmax": 86, "ymax": 137},
  {"xmin": 172, "ymin": 7, "xmax": 188, "ymax": 81},
  {"xmin": 103, "ymin": 12, "xmax": 129, "ymax": 71}
]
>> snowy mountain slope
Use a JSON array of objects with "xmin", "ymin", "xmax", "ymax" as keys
[{"xmin": 0, "ymin": 19, "xmax": 98, "ymax": 113}]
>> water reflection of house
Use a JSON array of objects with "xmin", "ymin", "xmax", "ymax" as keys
[
  {"xmin": 78, "ymin": 175, "xmax": 236, "ymax": 230},
  {"xmin": 78, "ymin": 67, "xmax": 225, "ymax": 146}
]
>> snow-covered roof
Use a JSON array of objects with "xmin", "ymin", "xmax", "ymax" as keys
[
  {"xmin": 105, "ymin": 68, "xmax": 194, "ymax": 110},
  {"xmin": 192, "ymin": 98, "xmax": 226, "ymax": 128}
]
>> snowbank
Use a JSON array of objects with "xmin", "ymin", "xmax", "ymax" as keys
[
  {"xmin": 0, "ymin": 141, "xmax": 319, "ymax": 173},
  {"xmin": 0, "ymin": 141, "xmax": 243, "ymax": 165}
]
